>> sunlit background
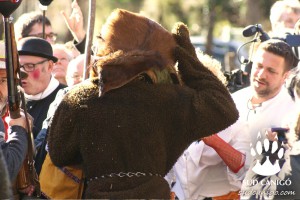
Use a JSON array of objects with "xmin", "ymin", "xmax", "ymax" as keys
[
  {"xmin": 0, "ymin": 0, "xmax": 279, "ymax": 81},
  {"xmin": 0, "ymin": 0, "xmax": 276, "ymax": 43}
]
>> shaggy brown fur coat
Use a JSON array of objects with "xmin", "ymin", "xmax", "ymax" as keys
[
  {"xmin": 48, "ymin": 54, "xmax": 238, "ymax": 199},
  {"xmin": 48, "ymin": 9, "xmax": 238, "ymax": 199}
]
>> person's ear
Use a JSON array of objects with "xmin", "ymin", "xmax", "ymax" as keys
[
  {"xmin": 48, "ymin": 60, "xmax": 54, "ymax": 72},
  {"xmin": 284, "ymin": 70, "xmax": 291, "ymax": 80}
]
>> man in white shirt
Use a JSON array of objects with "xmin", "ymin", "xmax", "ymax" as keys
[
  {"xmin": 167, "ymin": 120, "xmax": 250, "ymax": 199},
  {"xmin": 168, "ymin": 39, "xmax": 298, "ymax": 199},
  {"xmin": 233, "ymin": 39, "xmax": 297, "ymax": 144}
]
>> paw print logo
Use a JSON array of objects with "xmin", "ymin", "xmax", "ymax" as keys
[{"xmin": 250, "ymin": 132, "xmax": 284, "ymax": 176}]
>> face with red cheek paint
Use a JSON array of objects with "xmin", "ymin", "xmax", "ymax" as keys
[
  {"xmin": 32, "ymin": 69, "xmax": 41, "ymax": 79},
  {"xmin": 19, "ymin": 55, "xmax": 53, "ymax": 95}
]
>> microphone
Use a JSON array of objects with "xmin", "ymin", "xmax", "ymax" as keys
[
  {"xmin": 259, "ymin": 31, "xmax": 270, "ymax": 42},
  {"xmin": 242, "ymin": 25, "xmax": 257, "ymax": 37},
  {"xmin": 39, "ymin": 0, "xmax": 52, "ymax": 6},
  {"xmin": 242, "ymin": 24, "xmax": 270, "ymax": 42},
  {"xmin": 256, "ymin": 24, "xmax": 270, "ymax": 41}
]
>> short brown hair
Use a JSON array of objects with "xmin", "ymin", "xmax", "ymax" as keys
[
  {"xmin": 257, "ymin": 39, "xmax": 298, "ymax": 72},
  {"xmin": 14, "ymin": 11, "xmax": 51, "ymax": 40}
]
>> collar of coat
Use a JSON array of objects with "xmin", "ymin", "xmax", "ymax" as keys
[{"xmin": 93, "ymin": 50, "xmax": 180, "ymax": 96}]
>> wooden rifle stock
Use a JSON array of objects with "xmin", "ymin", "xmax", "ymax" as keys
[
  {"xmin": 3, "ymin": 16, "xmax": 20, "ymax": 119},
  {"xmin": 2, "ymin": 13, "xmax": 41, "ymax": 198}
]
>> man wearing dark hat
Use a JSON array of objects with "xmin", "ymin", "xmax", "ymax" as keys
[
  {"xmin": 17, "ymin": 37, "xmax": 66, "ymax": 175},
  {"xmin": 18, "ymin": 37, "xmax": 66, "ymax": 139}
]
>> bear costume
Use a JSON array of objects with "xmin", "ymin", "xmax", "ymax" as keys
[{"xmin": 48, "ymin": 9, "xmax": 238, "ymax": 199}]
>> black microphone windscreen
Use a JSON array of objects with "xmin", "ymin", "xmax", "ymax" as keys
[
  {"xmin": 39, "ymin": 0, "xmax": 53, "ymax": 6},
  {"xmin": 242, "ymin": 25, "xmax": 257, "ymax": 37}
]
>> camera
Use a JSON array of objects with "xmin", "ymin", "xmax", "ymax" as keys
[
  {"xmin": 241, "ymin": 24, "xmax": 300, "ymax": 59},
  {"xmin": 233, "ymin": 24, "xmax": 300, "ymax": 92}
]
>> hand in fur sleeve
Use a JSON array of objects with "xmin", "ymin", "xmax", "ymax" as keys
[
  {"xmin": 172, "ymin": 22, "xmax": 239, "ymax": 137},
  {"xmin": 172, "ymin": 22, "xmax": 197, "ymax": 59},
  {"xmin": 172, "ymin": 22, "xmax": 225, "ymax": 90}
]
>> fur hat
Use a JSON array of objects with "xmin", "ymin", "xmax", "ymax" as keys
[
  {"xmin": 97, "ymin": 9, "xmax": 176, "ymax": 71},
  {"xmin": 93, "ymin": 9, "xmax": 178, "ymax": 94}
]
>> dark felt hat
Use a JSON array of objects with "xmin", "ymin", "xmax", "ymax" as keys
[{"xmin": 18, "ymin": 37, "xmax": 58, "ymax": 62}]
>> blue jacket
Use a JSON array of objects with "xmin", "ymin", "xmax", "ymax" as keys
[{"xmin": 0, "ymin": 118, "xmax": 28, "ymax": 180}]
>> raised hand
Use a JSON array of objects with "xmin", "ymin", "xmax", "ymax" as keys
[
  {"xmin": 172, "ymin": 22, "xmax": 197, "ymax": 58},
  {"xmin": 61, "ymin": 0, "xmax": 86, "ymax": 43}
]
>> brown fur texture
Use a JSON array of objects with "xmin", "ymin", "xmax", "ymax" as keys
[
  {"xmin": 91, "ymin": 9, "xmax": 178, "ymax": 93},
  {"xmin": 97, "ymin": 9, "xmax": 176, "ymax": 70},
  {"xmin": 91, "ymin": 10, "xmax": 227, "ymax": 94},
  {"xmin": 48, "ymin": 16, "xmax": 238, "ymax": 199},
  {"xmin": 196, "ymin": 50, "xmax": 228, "ymax": 86},
  {"xmin": 95, "ymin": 50, "xmax": 164, "ymax": 94}
]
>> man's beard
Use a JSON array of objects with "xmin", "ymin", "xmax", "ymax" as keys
[
  {"xmin": 255, "ymin": 84, "xmax": 281, "ymax": 99},
  {"xmin": 256, "ymin": 88, "xmax": 271, "ymax": 98},
  {"xmin": 252, "ymin": 78, "xmax": 271, "ymax": 97}
]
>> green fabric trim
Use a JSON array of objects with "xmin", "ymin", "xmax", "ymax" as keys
[{"xmin": 153, "ymin": 68, "xmax": 173, "ymax": 84}]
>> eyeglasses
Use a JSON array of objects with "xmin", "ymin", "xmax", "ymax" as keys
[
  {"xmin": 20, "ymin": 59, "xmax": 49, "ymax": 72},
  {"xmin": 27, "ymin": 32, "xmax": 58, "ymax": 42},
  {"xmin": 0, "ymin": 77, "xmax": 7, "ymax": 86}
]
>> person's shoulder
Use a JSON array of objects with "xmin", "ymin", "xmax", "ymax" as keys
[
  {"xmin": 50, "ymin": 83, "xmax": 67, "ymax": 96},
  {"xmin": 57, "ymin": 83, "xmax": 67, "ymax": 90},
  {"xmin": 232, "ymin": 86, "xmax": 250, "ymax": 96},
  {"xmin": 280, "ymin": 86, "xmax": 294, "ymax": 99},
  {"xmin": 70, "ymin": 78, "xmax": 98, "ymax": 93},
  {"xmin": 276, "ymin": 86, "xmax": 296, "ymax": 107},
  {"xmin": 63, "ymin": 78, "xmax": 99, "ymax": 105}
]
